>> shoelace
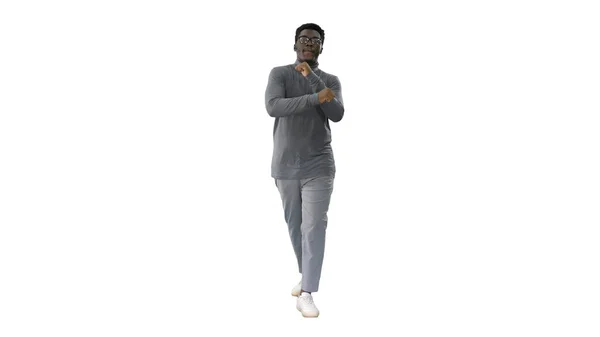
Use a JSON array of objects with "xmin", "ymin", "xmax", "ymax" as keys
[{"xmin": 299, "ymin": 295, "xmax": 314, "ymax": 306}]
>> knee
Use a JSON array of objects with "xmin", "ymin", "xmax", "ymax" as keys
[{"xmin": 301, "ymin": 219, "xmax": 327, "ymax": 234}]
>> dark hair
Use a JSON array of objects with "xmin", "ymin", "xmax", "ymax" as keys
[{"xmin": 295, "ymin": 23, "xmax": 325, "ymax": 44}]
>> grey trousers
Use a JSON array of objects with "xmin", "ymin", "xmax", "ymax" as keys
[{"xmin": 275, "ymin": 175, "xmax": 334, "ymax": 292}]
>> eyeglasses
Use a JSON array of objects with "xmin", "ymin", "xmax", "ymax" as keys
[{"xmin": 297, "ymin": 36, "xmax": 322, "ymax": 45}]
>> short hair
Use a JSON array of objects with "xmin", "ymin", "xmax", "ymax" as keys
[{"xmin": 295, "ymin": 23, "xmax": 325, "ymax": 44}]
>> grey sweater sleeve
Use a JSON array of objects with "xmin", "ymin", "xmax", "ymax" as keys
[
  {"xmin": 265, "ymin": 67, "xmax": 320, "ymax": 117},
  {"xmin": 306, "ymin": 72, "xmax": 345, "ymax": 123}
]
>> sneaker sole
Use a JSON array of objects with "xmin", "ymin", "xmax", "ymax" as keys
[
  {"xmin": 296, "ymin": 306, "xmax": 319, "ymax": 318},
  {"xmin": 291, "ymin": 282, "xmax": 302, "ymax": 297}
]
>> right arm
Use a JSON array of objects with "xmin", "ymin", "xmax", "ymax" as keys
[{"xmin": 265, "ymin": 67, "xmax": 320, "ymax": 118}]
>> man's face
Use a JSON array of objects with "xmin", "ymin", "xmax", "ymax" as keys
[{"xmin": 295, "ymin": 29, "xmax": 322, "ymax": 63}]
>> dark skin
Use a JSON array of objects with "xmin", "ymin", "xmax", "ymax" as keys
[
  {"xmin": 294, "ymin": 29, "xmax": 335, "ymax": 104},
  {"xmin": 294, "ymin": 29, "xmax": 323, "ymax": 66}
]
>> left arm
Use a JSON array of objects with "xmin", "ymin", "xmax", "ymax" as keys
[{"xmin": 306, "ymin": 72, "xmax": 345, "ymax": 123}]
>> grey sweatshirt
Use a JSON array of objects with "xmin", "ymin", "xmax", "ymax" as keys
[{"xmin": 265, "ymin": 60, "xmax": 344, "ymax": 180}]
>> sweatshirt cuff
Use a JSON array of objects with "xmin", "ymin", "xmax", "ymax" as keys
[{"xmin": 310, "ymin": 93, "xmax": 320, "ymax": 106}]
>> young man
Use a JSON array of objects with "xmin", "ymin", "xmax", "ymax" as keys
[{"xmin": 264, "ymin": 23, "xmax": 344, "ymax": 318}]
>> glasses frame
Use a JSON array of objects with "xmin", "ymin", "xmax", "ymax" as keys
[{"xmin": 297, "ymin": 36, "xmax": 322, "ymax": 45}]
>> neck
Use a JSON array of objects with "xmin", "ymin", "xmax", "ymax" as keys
[{"xmin": 295, "ymin": 58, "xmax": 319, "ymax": 70}]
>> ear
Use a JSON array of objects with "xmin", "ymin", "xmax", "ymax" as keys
[{"xmin": 294, "ymin": 44, "xmax": 297, "ymax": 51}]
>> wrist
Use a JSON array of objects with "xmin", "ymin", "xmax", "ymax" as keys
[{"xmin": 311, "ymin": 93, "xmax": 320, "ymax": 105}]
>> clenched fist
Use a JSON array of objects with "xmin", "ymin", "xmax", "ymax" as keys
[
  {"xmin": 318, "ymin": 87, "xmax": 335, "ymax": 104},
  {"xmin": 295, "ymin": 62, "xmax": 313, "ymax": 77}
]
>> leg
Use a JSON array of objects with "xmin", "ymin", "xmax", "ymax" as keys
[
  {"xmin": 300, "ymin": 176, "xmax": 334, "ymax": 292},
  {"xmin": 275, "ymin": 179, "xmax": 303, "ymax": 273}
]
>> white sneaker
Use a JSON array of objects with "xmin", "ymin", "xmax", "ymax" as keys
[
  {"xmin": 291, "ymin": 280, "xmax": 302, "ymax": 297},
  {"xmin": 296, "ymin": 292, "xmax": 319, "ymax": 318}
]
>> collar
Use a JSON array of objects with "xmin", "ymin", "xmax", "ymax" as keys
[{"xmin": 294, "ymin": 59, "xmax": 320, "ymax": 71}]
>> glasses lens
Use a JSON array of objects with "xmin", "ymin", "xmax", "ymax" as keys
[{"xmin": 299, "ymin": 37, "xmax": 321, "ymax": 45}]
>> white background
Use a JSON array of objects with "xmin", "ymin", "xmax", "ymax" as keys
[{"xmin": 1, "ymin": 0, "xmax": 599, "ymax": 336}]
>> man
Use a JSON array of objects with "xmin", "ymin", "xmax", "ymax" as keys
[{"xmin": 264, "ymin": 23, "xmax": 344, "ymax": 318}]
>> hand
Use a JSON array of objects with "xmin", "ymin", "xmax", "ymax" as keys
[
  {"xmin": 295, "ymin": 62, "xmax": 313, "ymax": 77},
  {"xmin": 318, "ymin": 87, "xmax": 335, "ymax": 104}
]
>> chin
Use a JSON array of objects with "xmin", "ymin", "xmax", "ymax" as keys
[{"xmin": 298, "ymin": 55, "xmax": 311, "ymax": 62}]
